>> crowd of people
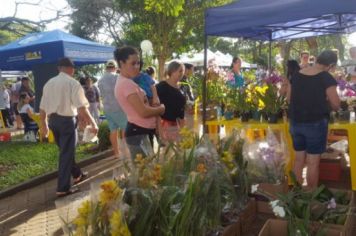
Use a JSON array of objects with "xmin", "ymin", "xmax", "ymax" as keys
[
  {"xmin": 0, "ymin": 76, "xmax": 37, "ymax": 140},
  {"xmin": 31, "ymin": 46, "xmax": 196, "ymax": 196},
  {"xmin": 2, "ymin": 44, "xmax": 356, "ymax": 196}
]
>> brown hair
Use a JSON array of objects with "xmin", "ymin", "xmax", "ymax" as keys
[{"xmin": 167, "ymin": 61, "xmax": 184, "ymax": 77}]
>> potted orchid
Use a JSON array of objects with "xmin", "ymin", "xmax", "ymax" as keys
[
  {"xmin": 228, "ymin": 87, "xmax": 255, "ymax": 122},
  {"xmin": 256, "ymin": 173, "xmax": 352, "ymax": 236},
  {"xmin": 256, "ymin": 83, "xmax": 286, "ymax": 123}
]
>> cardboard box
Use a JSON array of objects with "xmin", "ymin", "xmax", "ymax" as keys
[
  {"xmin": 258, "ymin": 219, "xmax": 343, "ymax": 236},
  {"xmin": 319, "ymin": 159, "xmax": 342, "ymax": 181},
  {"xmin": 222, "ymin": 220, "xmax": 241, "ymax": 236},
  {"xmin": 254, "ymin": 182, "xmax": 288, "ymax": 214},
  {"xmin": 239, "ymin": 198, "xmax": 257, "ymax": 234}
]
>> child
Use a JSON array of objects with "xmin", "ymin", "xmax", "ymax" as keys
[
  {"xmin": 133, "ymin": 66, "xmax": 162, "ymax": 145},
  {"xmin": 18, "ymin": 93, "xmax": 38, "ymax": 141}
]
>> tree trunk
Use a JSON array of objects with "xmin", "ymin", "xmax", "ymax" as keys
[
  {"xmin": 278, "ymin": 41, "xmax": 292, "ymax": 75},
  {"xmin": 334, "ymin": 35, "xmax": 345, "ymax": 61},
  {"xmin": 158, "ymin": 56, "xmax": 166, "ymax": 81},
  {"xmin": 305, "ymin": 37, "xmax": 318, "ymax": 56}
]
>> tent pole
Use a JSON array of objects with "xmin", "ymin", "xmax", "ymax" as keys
[
  {"xmin": 203, "ymin": 35, "xmax": 208, "ymax": 133},
  {"xmin": 268, "ymin": 31, "xmax": 272, "ymax": 71}
]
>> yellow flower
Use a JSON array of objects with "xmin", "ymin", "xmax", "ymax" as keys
[
  {"xmin": 179, "ymin": 126, "xmax": 195, "ymax": 149},
  {"xmin": 196, "ymin": 163, "xmax": 207, "ymax": 173},
  {"xmin": 152, "ymin": 164, "xmax": 163, "ymax": 182},
  {"xmin": 258, "ymin": 99, "xmax": 265, "ymax": 110},
  {"xmin": 73, "ymin": 200, "xmax": 91, "ymax": 235},
  {"xmin": 77, "ymin": 200, "xmax": 91, "ymax": 217},
  {"xmin": 110, "ymin": 210, "xmax": 131, "ymax": 236},
  {"xmin": 221, "ymin": 151, "xmax": 232, "ymax": 162},
  {"xmin": 73, "ymin": 216, "xmax": 87, "ymax": 227},
  {"xmin": 221, "ymin": 151, "xmax": 235, "ymax": 171},
  {"xmin": 135, "ymin": 154, "xmax": 143, "ymax": 162},
  {"xmin": 99, "ymin": 180, "xmax": 122, "ymax": 204},
  {"xmin": 74, "ymin": 226, "xmax": 87, "ymax": 236},
  {"xmin": 255, "ymin": 85, "xmax": 268, "ymax": 95}
]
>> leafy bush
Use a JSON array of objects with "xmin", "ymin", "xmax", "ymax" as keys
[{"xmin": 98, "ymin": 121, "xmax": 111, "ymax": 151}]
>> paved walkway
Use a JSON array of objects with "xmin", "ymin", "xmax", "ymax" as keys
[{"xmin": 0, "ymin": 155, "xmax": 121, "ymax": 236}]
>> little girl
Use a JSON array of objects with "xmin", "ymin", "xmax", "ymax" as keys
[{"xmin": 18, "ymin": 93, "xmax": 38, "ymax": 141}]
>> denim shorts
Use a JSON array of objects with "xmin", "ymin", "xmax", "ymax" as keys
[
  {"xmin": 105, "ymin": 111, "xmax": 127, "ymax": 131},
  {"xmin": 289, "ymin": 119, "xmax": 328, "ymax": 154}
]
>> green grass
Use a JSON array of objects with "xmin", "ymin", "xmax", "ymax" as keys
[{"xmin": 0, "ymin": 142, "xmax": 97, "ymax": 191}]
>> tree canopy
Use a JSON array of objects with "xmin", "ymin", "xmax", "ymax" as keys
[{"xmin": 67, "ymin": 0, "xmax": 232, "ymax": 79}]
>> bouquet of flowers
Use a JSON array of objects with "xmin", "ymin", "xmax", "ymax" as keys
[
  {"xmin": 217, "ymin": 129, "xmax": 250, "ymax": 208},
  {"xmin": 244, "ymin": 128, "xmax": 287, "ymax": 184},
  {"xmin": 66, "ymin": 127, "xmax": 263, "ymax": 236},
  {"xmin": 58, "ymin": 179, "xmax": 130, "ymax": 236}
]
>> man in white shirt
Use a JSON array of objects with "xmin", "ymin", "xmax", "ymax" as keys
[
  {"xmin": 0, "ymin": 84, "xmax": 13, "ymax": 128},
  {"xmin": 40, "ymin": 57, "xmax": 98, "ymax": 197}
]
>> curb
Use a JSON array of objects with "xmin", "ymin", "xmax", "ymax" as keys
[{"xmin": 0, "ymin": 149, "xmax": 114, "ymax": 200}]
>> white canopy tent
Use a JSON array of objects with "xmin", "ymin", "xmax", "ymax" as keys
[{"xmin": 167, "ymin": 50, "xmax": 257, "ymax": 68}]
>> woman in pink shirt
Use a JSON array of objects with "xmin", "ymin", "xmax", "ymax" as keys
[{"xmin": 114, "ymin": 46, "xmax": 165, "ymax": 159}]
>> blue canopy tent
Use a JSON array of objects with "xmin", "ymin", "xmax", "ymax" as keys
[
  {"xmin": 205, "ymin": 0, "xmax": 356, "ymax": 40},
  {"xmin": 202, "ymin": 0, "xmax": 356, "ymax": 127},
  {"xmin": 0, "ymin": 29, "xmax": 115, "ymax": 110}
]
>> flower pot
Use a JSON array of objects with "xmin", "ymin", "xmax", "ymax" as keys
[
  {"xmin": 267, "ymin": 113, "xmax": 278, "ymax": 123},
  {"xmin": 336, "ymin": 111, "xmax": 350, "ymax": 122},
  {"xmin": 224, "ymin": 111, "xmax": 234, "ymax": 120},
  {"xmin": 252, "ymin": 111, "xmax": 261, "ymax": 121},
  {"xmin": 240, "ymin": 112, "xmax": 250, "ymax": 122}
]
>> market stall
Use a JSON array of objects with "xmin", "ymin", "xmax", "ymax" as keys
[
  {"xmin": 203, "ymin": 0, "xmax": 356, "ymax": 190},
  {"xmin": 0, "ymin": 29, "xmax": 115, "ymax": 111}
]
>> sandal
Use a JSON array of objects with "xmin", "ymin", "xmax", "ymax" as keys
[
  {"xmin": 73, "ymin": 172, "xmax": 88, "ymax": 185},
  {"xmin": 56, "ymin": 187, "xmax": 79, "ymax": 198}
]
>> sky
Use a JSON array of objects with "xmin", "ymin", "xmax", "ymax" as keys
[
  {"xmin": 1, "ymin": 0, "xmax": 72, "ymax": 32},
  {"xmin": 1, "ymin": 0, "xmax": 356, "ymax": 48}
]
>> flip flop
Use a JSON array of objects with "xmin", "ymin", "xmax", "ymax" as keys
[
  {"xmin": 73, "ymin": 172, "xmax": 88, "ymax": 185},
  {"xmin": 56, "ymin": 187, "xmax": 79, "ymax": 198}
]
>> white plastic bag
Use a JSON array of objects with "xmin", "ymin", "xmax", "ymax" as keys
[
  {"xmin": 82, "ymin": 126, "xmax": 98, "ymax": 143},
  {"xmin": 329, "ymin": 139, "xmax": 348, "ymax": 153}
]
